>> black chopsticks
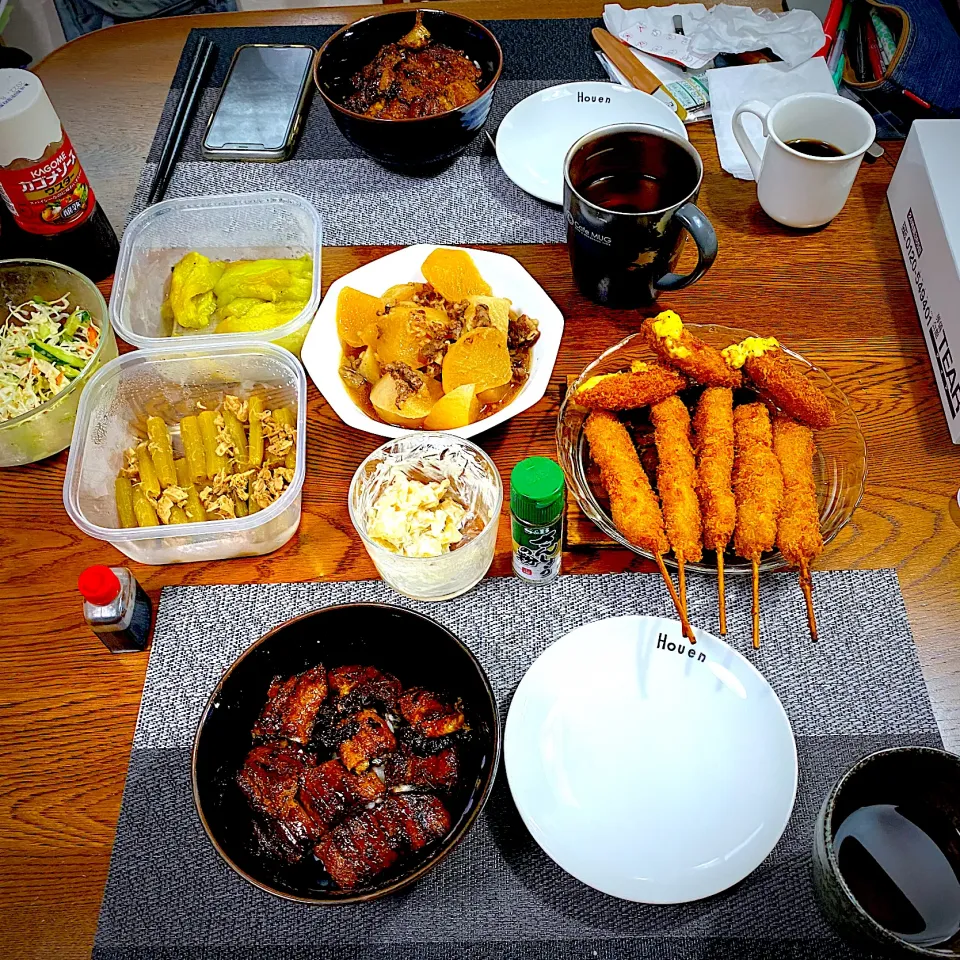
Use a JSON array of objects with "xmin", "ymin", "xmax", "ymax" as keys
[{"xmin": 146, "ymin": 36, "xmax": 217, "ymax": 206}]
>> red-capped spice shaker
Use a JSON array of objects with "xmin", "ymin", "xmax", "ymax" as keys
[
  {"xmin": 0, "ymin": 69, "xmax": 119, "ymax": 282},
  {"xmin": 78, "ymin": 566, "xmax": 152, "ymax": 653}
]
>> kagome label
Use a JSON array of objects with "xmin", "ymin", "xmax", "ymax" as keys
[{"xmin": 0, "ymin": 131, "xmax": 95, "ymax": 236}]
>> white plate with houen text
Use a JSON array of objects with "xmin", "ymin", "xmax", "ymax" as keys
[
  {"xmin": 495, "ymin": 82, "xmax": 688, "ymax": 206},
  {"xmin": 504, "ymin": 616, "xmax": 798, "ymax": 903}
]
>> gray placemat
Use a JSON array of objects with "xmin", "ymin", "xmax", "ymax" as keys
[
  {"xmin": 126, "ymin": 21, "xmax": 609, "ymax": 244},
  {"xmin": 94, "ymin": 569, "xmax": 941, "ymax": 960}
]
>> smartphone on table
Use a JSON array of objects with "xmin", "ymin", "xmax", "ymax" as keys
[{"xmin": 202, "ymin": 44, "xmax": 316, "ymax": 161}]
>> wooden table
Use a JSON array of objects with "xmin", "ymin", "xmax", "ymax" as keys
[{"xmin": 2, "ymin": 2, "xmax": 957, "ymax": 956}]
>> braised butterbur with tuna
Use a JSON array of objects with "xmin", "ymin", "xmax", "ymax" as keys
[{"xmin": 237, "ymin": 662, "xmax": 471, "ymax": 890}]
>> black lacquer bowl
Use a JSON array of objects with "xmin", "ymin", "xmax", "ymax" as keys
[
  {"xmin": 314, "ymin": 8, "xmax": 503, "ymax": 171},
  {"xmin": 192, "ymin": 603, "xmax": 500, "ymax": 903}
]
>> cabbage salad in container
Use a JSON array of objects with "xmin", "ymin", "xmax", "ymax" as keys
[{"xmin": 0, "ymin": 294, "xmax": 100, "ymax": 423}]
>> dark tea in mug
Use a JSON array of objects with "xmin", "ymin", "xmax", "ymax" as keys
[{"xmin": 563, "ymin": 123, "xmax": 717, "ymax": 308}]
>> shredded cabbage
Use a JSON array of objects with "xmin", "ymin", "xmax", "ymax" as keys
[{"xmin": 0, "ymin": 295, "xmax": 99, "ymax": 423}]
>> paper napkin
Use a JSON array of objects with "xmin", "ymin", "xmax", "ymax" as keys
[{"xmin": 707, "ymin": 58, "xmax": 836, "ymax": 180}]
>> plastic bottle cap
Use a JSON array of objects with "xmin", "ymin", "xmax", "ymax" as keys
[
  {"xmin": 78, "ymin": 565, "xmax": 121, "ymax": 607},
  {"xmin": 0, "ymin": 69, "xmax": 63, "ymax": 168},
  {"xmin": 511, "ymin": 457, "xmax": 565, "ymax": 525}
]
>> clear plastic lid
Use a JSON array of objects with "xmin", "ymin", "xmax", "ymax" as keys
[
  {"xmin": 110, "ymin": 191, "xmax": 322, "ymax": 350},
  {"xmin": 63, "ymin": 342, "xmax": 306, "ymax": 558}
]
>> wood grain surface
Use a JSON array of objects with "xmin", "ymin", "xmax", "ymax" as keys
[{"xmin": 1, "ymin": 2, "xmax": 956, "ymax": 958}]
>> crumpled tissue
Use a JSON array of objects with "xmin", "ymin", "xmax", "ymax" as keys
[{"xmin": 604, "ymin": 3, "xmax": 825, "ymax": 70}]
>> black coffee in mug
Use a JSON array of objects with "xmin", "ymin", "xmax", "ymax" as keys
[
  {"xmin": 564, "ymin": 123, "xmax": 717, "ymax": 308},
  {"xmin": 784, "ymin": 138, "xmax": 845, "ymax": 158}
]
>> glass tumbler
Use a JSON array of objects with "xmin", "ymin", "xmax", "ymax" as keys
[{"xmin": 348, "ymin": 433, "xmax": 502, "ymax": 601}]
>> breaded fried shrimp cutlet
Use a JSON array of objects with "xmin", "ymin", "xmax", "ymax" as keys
[
  {"xmin": 584, "ymin": 410, "xmax": 695, "ymax": 641},
  {"xmin": 650, "ymin": 396, "xmax": 702, "ymax": 618},
  {"xmin": 584, "ymin": 411, "xmax": 668, "ymax": 557},
  {"xmin": 773, "ymin": 414, "xmax": 823, "ymax": 640},
  {"xmin": 643, "ymin": 311, "xmax": 742, "ymax": 388},
  {"xmin": 722, "ymin": 337, "xmax": 836, "ymax": 429},
  {"xmin": 574, "ymin": 361, "xmax": 686, "ymax": 411},
  {"xmin": 732, "ymin": 403, "xmax": 784, "ymax": 649},
  {"xmin": 692, "ymin": 387, "xmax": 736, "ymax": 634}
]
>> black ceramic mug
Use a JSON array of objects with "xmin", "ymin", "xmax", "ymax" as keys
[
  {"xmin": 812, "ymin": 746, "xmax": 960, "ymax": 957},
  {"xmin": 563, "ymin": 123, "xmax": 717, "ymax": 308}
]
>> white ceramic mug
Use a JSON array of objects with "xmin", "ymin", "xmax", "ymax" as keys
[{"xmin": 732, "ymin": 92, "xmax": 876, "ymax": 229}]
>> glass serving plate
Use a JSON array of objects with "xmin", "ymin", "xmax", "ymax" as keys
[{"xmin": 556, "ymin": 324, "xmax": 867, "ymax": 575}]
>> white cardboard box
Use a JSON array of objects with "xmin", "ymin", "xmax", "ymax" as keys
[{"xmin": 887, "ymin": 120, "xmax": 960, "ymax": 444}]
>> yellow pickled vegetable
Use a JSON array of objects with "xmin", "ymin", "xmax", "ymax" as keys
[
  {"xmin": 115, "ymin": 476, "xmax": 137, "ymax": 529},
  {"xmin": 214, "ymin": 301, "xmax": 303, "ymax": 335},
  {"xmin": 222, "ymin": 410, "xmax": 249, "ymax": 469},
  {"xmin": 175, "ymin": 458, "xmax": 207, "ymax": 524},
  {"xmin": 136, "ymin": 442, "xmax": 161, "ymax": 498},
  {"xmin": 132, "ymin": 486, "xmax": 159, "ymax": 527},
  {"xmin": 214, "ymin": 258, "xmax": 309, "ymax": 308},
  {"xmin": 166, "ymin": 505, "xmax": 190, "ymax": 525},
  {"xmin": 167, "ymin": 252, "xmax": 225, "ymax": 329},
  {"xmin": 198, "ymin": 410, "xmax": 227, "ymax": 478},
  {"xmin": 274, "ymin": 406, "xmax": 297, "ymax": 469},
  {"xmin": 179, "ymin": 415, "xmax": 207, "ymax": 483},
  {"xmin": 248, "ymin": 396, "xmax": 264, "ymax": 467},
  {"xmin": 146, "ymin": 416, "xmax": 177, "ymax": 489}
]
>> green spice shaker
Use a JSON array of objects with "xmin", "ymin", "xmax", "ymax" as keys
[{"xmin": 510, "ymin": 456, "xmax": 565, "ymax": 583}]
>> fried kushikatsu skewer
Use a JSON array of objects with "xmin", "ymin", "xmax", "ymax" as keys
[
  {"xmin": 692, "ymin": 388, "xmax": 736, "ymax": 635},
  {"xmin": 732, "ymin": 404, "xmax": 784, "ymax": 649},
  {"xmin": 650, "ymin": 397, "xmax": 703, "ymax": 628},
  {"xmin": 643, "ymin": 311, "xmax": 742, "ymax": 388},
  {"xmin": 722, "ymin": 337, "xmax": 836, "ymax": 429},
  {"xmin": 772, "ymin": 415, "xmax": 824, "ymax": 640},
  {"xmin": 584, "ymin": 410, "xmax": 696, "ymax": 642},
  {"xmin": 575, "ymin": 361, "xmax": 686, "ymax": 411}
]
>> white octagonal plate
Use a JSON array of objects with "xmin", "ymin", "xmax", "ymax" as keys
[
  {"xmin": 301, "ymin": 244, "xmax": 564, "ymax": 440},
  {"xmin": 504, "ymin": 616, "xmax": 798, "ymax": 903},
  {"xmin": 495, "ymin": 81, "xmax": 688, "ymax": 206}
]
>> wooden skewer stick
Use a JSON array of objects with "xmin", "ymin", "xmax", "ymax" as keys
[
  {"xmin": 678, "ymin": 556, "xmax": 687, "ymax": 617},
  {"xmin": 655, "ymin": 553, "xmax": 696, "ymax": 644},
  {"xmin": 717, "ymin": 551, "xmax": 727, "ymax": 636},
  {"xmin": 799, "ymin": 561, "xmax": 818, "ymax": 642},
  {"xmin": 751, "ymin": 558, "xmax": 761, "ymax": 649}
]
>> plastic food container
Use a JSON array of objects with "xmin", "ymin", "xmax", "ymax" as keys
[
  {"xmin": 0, "ymin": 258, "xmax": 118, "ymax": 467},
  {"xmin": 63, "ymin": 342, "xmax": 306, "ymax": 565},
  {"xmin": 349, "ymin": 433, "xmax": 502, "ymax": 601},
  {"xmin": 110, "ymin": 192, "xmax": 322, "ymax": 356}
]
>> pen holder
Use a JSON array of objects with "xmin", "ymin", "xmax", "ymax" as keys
[{"xmin": 841, "ymin": 0, "xmax": 960, "ymax": 118}]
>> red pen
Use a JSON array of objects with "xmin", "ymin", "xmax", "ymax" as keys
[
  {"xmin": 864, "ymin": 15, "xmax": 884, "ymax": 79},
  {"xmin": 814, "ymin": 0, "xmax": 846, "ymax": 60},
  {"xmin": 902, "ymin": 88, "xmax": 932, "ymax": 109}
]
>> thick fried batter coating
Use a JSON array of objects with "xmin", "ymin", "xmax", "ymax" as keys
[
  {"xmin": 643, "ymin": 312, "xmax": 742, "ymax": 388},
  {"xmin": 584, "ymin": 410, "xmax": 669, "ymax": 555},
  {"xmin": 732, "ymin": 403, "xmax": 784, "ymax": 560},
  {"xmin": 650, "ymin": 396, "xmax": 702, "ymax": 563},
  {"xmin": 693, "ymin": 387, "xmax": 736, "ymax": 552},
  {"xmin": 575, "ymin": 361, "xmax": 686, "ymax": 411},
  {"xmin": 772, "ymin": 415, "xmax": 823, "ymax": 568},
  {"xmin": 744, "ymin": 351, "xmax": 836, "ymax": 429}
]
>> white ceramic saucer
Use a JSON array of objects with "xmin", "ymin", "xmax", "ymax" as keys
[
  {"xmin": 495, "ymin": 81, "xmax": 688, "ymax": 206},
  {"xmin": 504, "ymin": 616, "xmax": 798, "ymax": 903}
]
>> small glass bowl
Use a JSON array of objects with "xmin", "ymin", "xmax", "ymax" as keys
[
  {"xmin": 557, "ymin": 324, "xmax": 867, "ymax": 575},
  {"xmin": 349, "ymin": 433, "xmax": 502, "ymax": 600},
  {"xmin": 0, "ymin": 258, "xmax": 117, "ymax": 467}
]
